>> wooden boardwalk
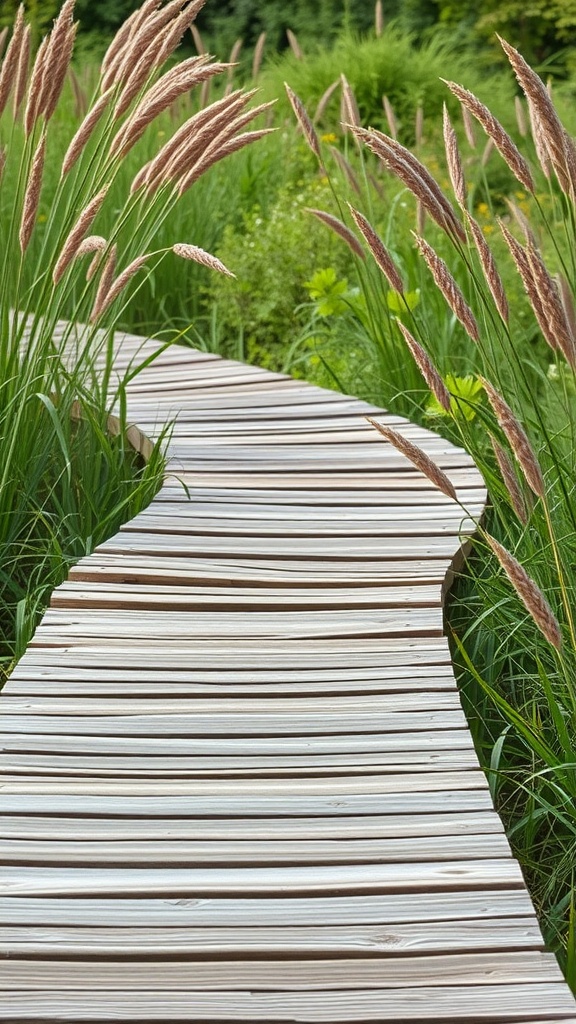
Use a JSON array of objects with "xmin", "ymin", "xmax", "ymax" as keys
[{"xmin": 1, "ymin": 331, "xmax": 575, "ymax": 1022}]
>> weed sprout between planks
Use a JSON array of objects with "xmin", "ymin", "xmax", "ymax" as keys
[
  {"xmin": 0, "ymin": 0, "xmax": 271, "ymax": 676},
  {"xmin": 285, "ymin": 40, "xmax": 576, "ymax": 980}
]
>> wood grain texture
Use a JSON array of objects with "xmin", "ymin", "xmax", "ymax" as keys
[{"xmin": 1, "ymin": 326, "xmax": 574, "ymax": 1021}]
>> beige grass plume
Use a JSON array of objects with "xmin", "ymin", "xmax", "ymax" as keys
[
  {"xmin": 481, "ymin": 377, "xmax": 545, "ymax": 498},
  {"xmin": 12, "ymin": 21, "xmax": 30, "ymax": 117},
  {"xmin": 252, "ymin": 31, "xmax": 266, "ymax": 79},
  {"xmin": 23, "ymin": 34, "xmax": 49, "ymax": 136},
  {"xmin": 173, "ymin": 242, "xmax": 235, "ymax": 277},
  {"xmin": 304, "ymin": 209, "xmax": 365, "ymax": 259},
  {"xmin": 485, "ymin": 534, "xmax": 562, "ymax": 649},
  {"xmin": 176, "ymin": 128, "xmax": 274, "ymax": 195},
  {"xmin": 382, "ymin": 95, "xmax": 397, "ymax": 140},
  {"xmin": 347, "ymin": 204, "xmax": 403, "ymax": 291},
  {"xmin": 61, "ymin": 88, "xmax": 113, "ymax": 177},
  {"xmin": 499, "ymin": 36, "xmax": 574, "ymax": 201},
  {"xmin": 375, "ymin": 0, "xmax": 384, "ymax": 36},
  {"xmin": 413, "ymin": 233, "xmax": 480, "ymax": 343},
  {"xmin": 52, "ymin": 185, "xmax": 110, "ymax": 284},
  {"xmin": 499, "ymin": 220, "xmax": 575, "ymax": 366},
  {"xmin": 166, "ymin": 98, "xmax": 273, "ymax": 191},
  {"xmin": 489, "ymin": 435, "xmax": 530, "ymax": 525},
  {"xmin": 365, "ymin": 417, "xmax": 458, "ymax": 501},
  {"xmin": 96, "ymin": 254, "xmax": 152, "ymax": 317},
  {"xmin": 443, "ymin": 104, "xmax": 466, "ymax": 209},
  {"xmin": 465, "ymin": 212, "xmax": 509, "ymax": 324},
  {"xmin": 352, "ymin": 126, "xmax": 466, "ymax": 243},
  {"xmin": 19, "ymin": 127, "xmax": 46, "ymax": 253},
  {"xmin": 0, "ymin": 5, "xmax": 25, "ymax": 119},
  {"xmin": 443, "ymin": 79, "xmax": 534, "ymax": 195},
  {"xmin": 90, "ymin": 244, "xmax": 117, "ymax": 322},
  {"xmin": 286, "ymin": 29, "xmax": 303, "ymax": 60},
  {"xmin": 395, "ymin": 320, "xmax": 451, "ymax": 413},
  {"xmin": 340, "ymin": 74, "xmax": 361, "ymax": 131},
  {"xmin": 285, "ymin": 83, "xmax": 322, "ymax": 163}
]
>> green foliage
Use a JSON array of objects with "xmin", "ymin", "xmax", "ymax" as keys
[
  {"xmin": 204, "ymin": 178, "xmax": 356, "ymax": 368},
  {"xmin": 260, "ymin": 25, "xmax": 515, "ymax": 136}
]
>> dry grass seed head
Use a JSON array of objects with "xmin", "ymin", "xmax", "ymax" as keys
[
  {"xmin": 375, "ymin": 0, "xmax": 384, "ymax": 36},
  {"xmin": 460, "ymin": 102, "xmax": 477, "ymax": 149},
  {"xmin": 23, "ymin": 34, "xmax": 49, "ymax": 136},
  {"xmin": 168, "ymin": 98, "xmax": 273, "ymax": 191},
  {"xmin": 0, "ymin": 4, "xmax": 25, "ymax": 117},
  {"xmin": 52, "ymin": 184, "xmax": 110, "ymax": 284},
  {"xmin": 61, "ymin": 87, "xmax": 113, "ymax": 176},
  {"xmin": 141, "ymin": 88, "xmax": 251, "ymax": 190},
  {"xmin": 465, "ymin": 212, "xmax": 509, "ymax": 323},
  {"xmin": 19, "ymin": 126, "xmax": 47, "ymax": 253},
  {"xmin": 41, "ymin": 0, "xmax": 77, "ymax": 122},
  {"xmin": 176, "ymin": 128, "xmax": 273, "ymax": 195},
  {"xmin": 443, "ymin": 103, "xmax": 466, "ymax": 208},
  {"xmin": 489, "ymin": 434, "xmax": 530, "ymax": 525},
  {"xmin": 97, "ymin": 254, "xmax": 152, "ymax": 317},
  {"xmin": 443, "ymin": 79, "xmax": 535, "ymax": 194},
  {"xmin": 366, "ymin": 417, "xmax": 458, "ymax": 501},
  {"xmin": 173, "ymin": 242, "xmax": 234, "ymax": 277},
  {"xmin": 90, "ymin": 243, "xmax": 117, "ymax": 321},
  {"xmin": 304, "ymin": 208, "xmax": 365, "ymax": 259},
  {"xmin": 485, "ymin": 533, "xmax": 562, "ymax": 649},
  {"xmin": 252, "ymin": 31, "xmax": 266, "ymax": 78},
  {"xmin": 382, "ymin": 95, "xmax": 398, "ymax": 139},
  {"xmin": 286, "ymin": 28, "xmax": 303, "ymax": 60},
  {"xmin": 0, "ymin": 26, "xmax": 8, "ymax": 59},
  {"xmin": 395, "ymin": 320, "xmax": 451, "ymax": 412},
  {"xmin": 12, "ymin": 22, "xmax": 30, "ymax": 116},
  {"xmin": 413, "ymin": 233, "xmax": 480, "ymax": 343},
  {"xmin": 340, "ymin": 74, "xmax": 361, "ymax": 130},
  {"xmin": 481, "ymin": 376, "xmax": 545, "ymax": 497},
  {"xmin": 353, "ymin": 126, "xmax": 466, "ymax": 243},
  {"xmin": 415, "ymin": 104, "xmax": 424, "ymax": 148},
  {"xmin": 284, "ymin": 83, "xmax": 322, "ymax": 162},
  {"xmin": 514, "ymin": 95, "xmax": 528, "ymax": 137},
  {"xmin": 525, "ymin": 245, "xmax": 576, "ymax": 368},
  {"xmin": 347, "ymin": 204, "xmax": 403, "ymax": 291},
  {"xmin": 499, "ymin": 35, "xmax": 572, "ymax": 199}
]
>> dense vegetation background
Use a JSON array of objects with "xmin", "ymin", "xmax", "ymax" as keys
[{"xmin": 1, "ymin": 0, "xmax": 576, "ymax": 65}]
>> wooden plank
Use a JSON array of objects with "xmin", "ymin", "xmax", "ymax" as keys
[
  {"xmin": 0, "ymin": 861, "xmax": 524, "ymax": 896},
  {"xmin": 0, "ymin": 834, "xmax": 513, "ymax": 864},
  {"xmin": 2, "ymin": 985, "xmax": 574, "ymax": 1020},
  {"xmin": 0, "ymin": 953, "xmax": 562, "ymax": 989},
  {"xmin": 0, "ymin": 811, "xmax": 505, "ymax": 840},
  {"xmin": 0, "ymin": 890, "xmax": 539, "ymax": 926},
  {"xmin": 0, "ymin": 919, "xmax": 545, "ymax": 957}
]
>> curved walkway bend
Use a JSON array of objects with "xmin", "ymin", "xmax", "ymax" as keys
[{"xmin": 1, "ymin": 331, "xmax": 575, "ymax": 1022}]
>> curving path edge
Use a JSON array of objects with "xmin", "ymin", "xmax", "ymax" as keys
[{"xmin": 1, "ymin": 330, "xmax": 575, "ymax": 1022}]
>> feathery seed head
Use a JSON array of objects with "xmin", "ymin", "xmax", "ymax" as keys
[
  {"xmin": 366, "ymin": 417, "xmax": 459, "ymax": 502},
  {"xmin": 485, "ymin": 533, "xmax": 562, "ymax": 649}
]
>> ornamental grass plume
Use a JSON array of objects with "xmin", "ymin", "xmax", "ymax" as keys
[
  {"xmin": 304, "ymin": 208, "xmax": 365, "ymax": 259},
  {"xmin": 443, "ymin": 79, "xmax": 535, "ymax": 194},
  {"xmin": 481, "ymin": 378, "xmax": 545, "ymax": 499},
  {"xmin": 351, "ymin": 126, "xmax": 466, "ymax": 243},
  {"xmin": 485, "ymin": 534, "xmax": 562, "ymax": 650},
  {"xmin": 347, "ymin": 204, "xmax": 404, "ymax": 291},
  {"xmin": 412, "ymin": 233, "xmax": 480, "ymax": 343},
  {"xmin": 284, "ymin": 83, "xmax": 322, "ymax": 163},
  {"xmin": 365, "ymin": 417, "xmax": 458, "ymax": 502}
]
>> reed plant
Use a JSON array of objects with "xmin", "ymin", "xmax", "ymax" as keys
[
  {"xmin": 285, "ymin": 42, "xmax": 576, "ymax": 985},
  {"xmin": 0, "ymin": 0, "xmax": 270, "ymax": 680}
]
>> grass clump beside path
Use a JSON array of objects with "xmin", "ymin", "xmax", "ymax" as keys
[
  {"xmin": 283, "ymin": 38, "xmax": 576, "ymax": 987},
  {"xmin": 0, "ymin": 0, "xmax": 269, "ymax": 681}
]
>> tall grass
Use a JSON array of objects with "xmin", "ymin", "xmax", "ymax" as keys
[
  {"xmin": 0, "ymin": 0, "xmax": 270, "ymax": 681},
  {"xmin": 284, "ymin": 42, "xmax": 576, "ymax": 987}
]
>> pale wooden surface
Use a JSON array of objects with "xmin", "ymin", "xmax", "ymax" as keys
[{"xmin": 1, "ymin": 329, "xmax": 575, "ymax": 1022}]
